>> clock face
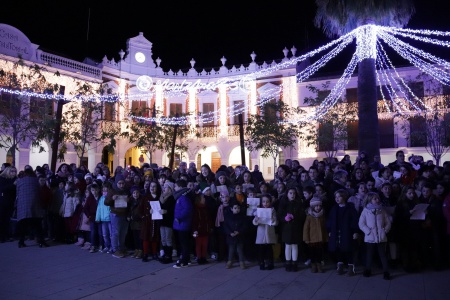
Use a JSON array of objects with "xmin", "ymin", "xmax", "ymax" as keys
[{"xmin": 135, "ymin": 52, "xmax": 146, "ymax": 63}]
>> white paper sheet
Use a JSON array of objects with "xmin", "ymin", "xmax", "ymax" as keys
[
  {"xmin": 216, "ymin": 185, "xmax": 229, "ymax": 196},
  {"xmin": 410, "ymin": 203, "xmax": 429, "ymax": 220},
  {"xmin": 150, "ymin": 201, "xmax": 163, "ymax": 220},
  {"xmin": 242, "ymin": 184, "xmax": 254, "ymax": 193},
  {"xmin": 246, "ymin": 197, "xmax": 260, "ymax": 216},
  {"xmin": 114, "ymin": 195, "xmax": 128, "ymax": 208},
  {"xmin": 256, "ymin": 208, "xmax": 273, "ymax": 225}
]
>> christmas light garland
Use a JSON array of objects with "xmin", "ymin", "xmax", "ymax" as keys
[{"xmin": 2, "ymin": 25, "xmax": 450, "ymax": 125}]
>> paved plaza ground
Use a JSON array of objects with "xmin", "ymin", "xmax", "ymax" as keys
[{"xmin": 0, "ymin": 239, "xmax": 449, "ymax": 300}]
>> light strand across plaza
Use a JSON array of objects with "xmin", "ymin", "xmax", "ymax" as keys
[{"xmin": 2, "ymin": 24, "xmax": 450, "ymax": 125}]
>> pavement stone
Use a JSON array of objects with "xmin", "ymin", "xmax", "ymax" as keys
[{"xmin": 0, "ymin": 240, "xmax": 449, "ymax": 299}]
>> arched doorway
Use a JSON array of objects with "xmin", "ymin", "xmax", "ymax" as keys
[
  {"xmin": 124, "ymin": 147, "xmax": 151, "ymax": 168},
  {"xmin": 228, "ymin": 147, "xmax": 250, "ymax": 169},
  {"xmin": 196, "ymin": 146, "xmax": 221, "ymax": 172}
]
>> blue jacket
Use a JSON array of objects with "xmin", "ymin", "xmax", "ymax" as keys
[
  {"xmin": 95, "ymin": 196, "xmax": 111, "ymax": 222},
  {"xmin": 173, "ymin": 188, "xmax": 193, "ymax": 232}
]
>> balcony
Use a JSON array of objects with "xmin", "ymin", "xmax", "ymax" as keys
[
  {"xmin": 101, "ymin": 120, "xmax": 121, "ymax": 133},
  {"xmin": 196, "ymin": 125, "xmax": 218, "ymax": 141}
]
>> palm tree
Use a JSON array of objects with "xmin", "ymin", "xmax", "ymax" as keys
[{"xmin": 314, "ymin": 0, "xmax": 415, "ymax": 163}]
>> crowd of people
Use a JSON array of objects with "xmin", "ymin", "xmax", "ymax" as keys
[{"xmin": 1, "ymin": 150, "xmax": 450, "ymax": 280}]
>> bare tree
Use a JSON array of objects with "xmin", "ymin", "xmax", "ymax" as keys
[{"xmin": 0, "ymin": 61, "xmax": 61, "ymax": 166}]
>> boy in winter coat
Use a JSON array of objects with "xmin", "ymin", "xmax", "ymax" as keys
[{"xmin": 224, "ymin": 203, "xmax": 247, "ymax": 269}]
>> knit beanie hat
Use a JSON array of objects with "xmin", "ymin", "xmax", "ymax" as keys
[
  {"xmin": 164, "ymin": 181, "xmax": 175, "ymax": 192},
  {"xmin": 202, "ymin": 186, "xmax": 211, "ymax": 194},
  {"xmin": 309, "ymin": 197, "xmax": 322, "ymax": 207}
]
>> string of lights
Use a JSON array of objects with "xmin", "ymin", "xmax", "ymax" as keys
[
  {"xmin": 2, "ymin": 25, "xmax": 450, "ymax": 125},
  {"xmin": 376, "ymin": 39, "xmax": 430, "ymax": 112},
  {"xmin": 376, "ymin": 43, "xmax": 411, "ymax": 113},
  {"xmin": 378, "ymin": 30, "xmax": 450, "ymax": 84}
]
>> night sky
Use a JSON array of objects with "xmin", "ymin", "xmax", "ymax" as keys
[{"xmin": 1, "ymin": 1, "xmax": 449, "ymax": 73}]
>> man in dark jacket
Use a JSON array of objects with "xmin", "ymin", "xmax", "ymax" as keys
[{"xmin": 251, "ymin": 165, "xmax": 265, "ymax": 185}]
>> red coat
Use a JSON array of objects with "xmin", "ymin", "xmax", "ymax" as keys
[{"xmin": 192, "ymin": 202, "xmax": 213, "ymax": 237}]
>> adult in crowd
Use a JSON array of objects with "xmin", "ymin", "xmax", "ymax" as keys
[
  {"xmin": 0, "ymin": 166, "xmax": 17, "ymax": 242},
  {"xmin": 388, "ymin": 150, "xmax": 412, "ymax": 172},
  {"xmin": 16, "ymin": 168, "xmax": 48, "ymax": 248},
  {"xmin": 251, "ymin": 165, "xmax": 265, "ymax": 185}
]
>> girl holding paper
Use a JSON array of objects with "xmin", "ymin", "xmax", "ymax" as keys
[{"xmin": 252, "ymin": 194, "xmax": 278, "ymax": 270}]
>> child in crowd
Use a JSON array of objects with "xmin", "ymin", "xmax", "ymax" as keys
[
  {"xmin": 303, "ymin": 197, "xmax": 328, "ymax": 273},
  {"xmin": 233, "ymin": 184, "xmax": 246, "ymax": 206},
  {"xmin": 278, "ymin": 187, "xmax": 304, "ymax": 272},
  {"xmin": 244, "ymin": 187, "xmax": 259, "ymax": 262},
  {"xmin": 158, "ymin": 181, "xmax": 176, "ymax": 264},
  {"xmin": 77, "ymin": 189, "xmax": 92, "ymax": 250},
  {"xmin": 141, "ymin": 181, "xmax": 161, "ymax": 261},
  {"xmin": 326, "ymin": 189, "xmax": 359, "ymax": 276},
  {"xmin": 128, "ymin": 187, "xmax": 143, "ymax": 260},
  {"xmin": 201, "ymin": 186, "xmax": 219, "ymax": 261},
  {"xmin": 137, "ymin": 186, "xmax": 156, "ymax": 262},
  {"xmin": 60, "ymin": 181, "xmax": 80, "ymax": 244},
  {"xmin": 104, "ymin": 175, "xmax": 130, "ymax": 258},
  {"xmin": 378, "ymin": 182, "xmax": 398, "ymax": 266},
  {"xmin": 49, "ymin": 180, "xmax": 65, "ymax": 242},
  {"xmin": 224, "ymin": 203, "xmax": 247, "ymax": 269},
  {"xmin": 348, "ymin": 181, "xmax": 369, "ymax": 268},
  {"xmin": 83, "ymin": 183, "xmax": 103, "ymax": 253},
  {"xmin": 215, "ymin": 192, "xmax": 231, "ymax": 261},
  {"xmin": 192, "ymin": 192, "xmax": 214, "ymax": 264},
  {"xmin": 95, "ymin": 183, "xmax": 112, "ymax": 254},
  {"xmin": 252, "ymin": 193, "xmax": 278, "ymax": 270},
  {"xmin": 358, "ymin": 192, "xmax": 392, "ymax": 280},
  {"xmin": 211, "ymin": 171, "xmax": 234, "ymax": 198}
]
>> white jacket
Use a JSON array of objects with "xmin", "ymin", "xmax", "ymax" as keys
[
  {"xmin": 253, "ymin": 207, "xmax": 278, "ymax": 244},
  {"xmin": 60, "ymin": 193, "xmax": 80, "ymax": 217},
  {"xmin": 358, "ymin": 206, "xmax": 391, "ymax": 243}
]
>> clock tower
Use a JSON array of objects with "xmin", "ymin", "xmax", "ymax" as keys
[{"xmin": 121, "ymin": 32, "xmax": 156, "ymax": 74}]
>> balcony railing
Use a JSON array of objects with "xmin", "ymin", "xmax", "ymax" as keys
[
  {"xmin": 101, "ymin": 120, "xmax": 121, "ymax": 133},
  {"xmin": 196, "ymin": 125, "xmax": 217, "ymax": 139}
]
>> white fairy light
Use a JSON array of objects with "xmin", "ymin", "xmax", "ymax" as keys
[
  {"xmin": 297, "ymin": 34, "xmax": 355, "ymax": 82},
  {"xmin": 356, "ymin": 24, "xmax": 378, "ymax": 61},
  {"xmin": 376, "ymin": 40, "xmax": 429, "ymax": 111},
  {"xmin": 4, "ymin": 24, "xmax": 450, "ymax": 125}
]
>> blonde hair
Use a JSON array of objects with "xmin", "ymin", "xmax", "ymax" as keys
[
  {"xmin": 0, "ymin": 166, "xmax": 17, "ymax": 179},
  {"xmin": 365, "ymin": 192, "xmax": 380, "ymax": 205}
]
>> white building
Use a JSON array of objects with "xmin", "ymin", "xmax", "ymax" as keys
[{"xmin": 0, "ymin": 23, "xmax": 448, "ymax": 178}]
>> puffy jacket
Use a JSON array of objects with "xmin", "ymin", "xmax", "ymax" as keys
[
  {"xmin": 173, "ymin": 188, "xmax": 193, "ymax": 232},
  {"xmin": 358, "ymin": 205, "xmax": 391, "ymax": 243}
]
